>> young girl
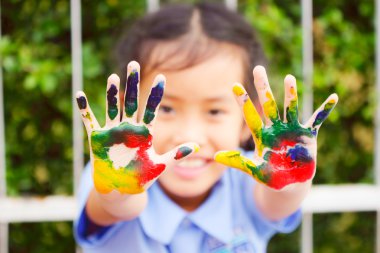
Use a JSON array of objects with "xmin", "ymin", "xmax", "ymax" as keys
[{"xmin": 74, "ymin": 3, "xmax": 338, "ymax": 252}]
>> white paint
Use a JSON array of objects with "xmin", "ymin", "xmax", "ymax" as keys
[{"xmin": 108, "ymin": 144, "xmax": 138, "ymax": 169}]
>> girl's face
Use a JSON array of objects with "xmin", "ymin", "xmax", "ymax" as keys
[{"xmin": 140, "ymin": 44, "xmax": 249, "ymax": 210}]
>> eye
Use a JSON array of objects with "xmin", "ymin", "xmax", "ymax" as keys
[
  {"xmin": 159, "ymin": 105, "xmax": 174, "ymax": 114},
  {"xmin": 208, "ymin": 109, "xmax": 223, "ymax": 116}
]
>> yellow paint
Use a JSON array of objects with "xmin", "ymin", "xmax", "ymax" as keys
[
  {"xmin": 84, "ymin": 112, "xmax": 92, "ymax": 122},
  {"xmin": 194, "ymin": 144, "xmax": 200, "ymax": 153},
  {"xmin": 242, "ymin": 97, "xmax": 264, "ymax": 156},
  {"xmin": 290, "ymin": 86, "xmax": 296, "ymax": 96},
  {"xmin": 215, "ymin": 150, "xmax": 255, "ymax": 177},
  {"xmin": 232, "ymin": 85, "xmax": 245, "ymax": 96},
  {"xmin": 232, "ymin": 84, "xmax": 264, "ymax": 155},
  {"xmin": 263, "ymin": 91, "xmax": 278, "ymax": 121},
  {"xmin": 93, "ymin": 159, "xmax": 144, "ymax": 194}
]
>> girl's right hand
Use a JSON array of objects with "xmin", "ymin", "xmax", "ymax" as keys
[{"xmin": 76, "ymin": 61, "xmax": 198, "ymax": 195}]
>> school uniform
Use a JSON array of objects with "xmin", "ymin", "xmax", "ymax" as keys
[{"xmin": 75, "ymin": 151, "xmax": 301, "ymax": 253}]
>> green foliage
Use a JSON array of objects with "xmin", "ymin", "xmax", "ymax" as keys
[{"xmin": 1, "ymin": 0, "xmax": 376, "ymax": 252}]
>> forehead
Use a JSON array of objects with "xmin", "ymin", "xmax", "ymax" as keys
[{"xmin": 141, "ymin": 43, "xmax": 246, "ymax": 100}]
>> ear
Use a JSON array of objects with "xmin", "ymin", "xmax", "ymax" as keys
[{"xmin": 239, "ymin": 120, "xmax": 252, "ymax": 145}]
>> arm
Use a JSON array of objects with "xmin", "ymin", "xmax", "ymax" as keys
[
  {"xmin": 215, "ymin": 66, "xmax": 338, "ymax": 221},
  {"xmin": 76, "ymin": 61, "xmax": 198, "ymax": 227},
  {"xmin": 85, "ymin": 189, "xmax": 148, "ymax": 226},
  {"xmin": 254, "ymin": 180, "xmax": 311, "ymax": 221}
]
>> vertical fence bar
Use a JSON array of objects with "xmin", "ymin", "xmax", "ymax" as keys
[
  {"xmin": 147, "ymin": 0, "xmax": 159, "ymax": 13},
  {"xmin": 71, "ymin": 0, "xmax": 83, "ymax": 196},
  {"xmin": 301, "ymin": 213, "xmax": 313, "ymax": 253},
  {"xmin": 375, "ymin": 0, "xmax": 380, "ymax": 251},
  {"xmin": 225, "ymin": 0, "xmax": 237, "ymax": 11},
  {"xmin": 0, "ymin": 1, "xmax": 9, "ymax": 253},
  {"xmin": 301, "ymin": 0, "xmax": 313, "ymax": 252},
  {"xmin": 301, "ymin": 0, "xmax": 314, "ymax": 121}
]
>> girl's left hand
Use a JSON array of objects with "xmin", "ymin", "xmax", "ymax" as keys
[{"xmin": 215, "ymin": 66, "xmax": 338, "ymax": 190}]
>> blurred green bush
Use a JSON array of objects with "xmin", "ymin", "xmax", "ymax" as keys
[{"xmin": 0, "ymin": 0, "xmax": 376, "ymax": 252}]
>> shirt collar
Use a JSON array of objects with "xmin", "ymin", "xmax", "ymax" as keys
[
  {"xmin": 189, "ymin": 173, "xmax": 233, "ymax": 243},
  {"xmin": 139, "ymin": 182, "xmax": 186, "ymax": 244},
  {"xmin": 139, "ymin": 172, "xmax": 234, "ymax": 245}
]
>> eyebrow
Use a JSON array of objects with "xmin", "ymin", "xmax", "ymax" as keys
[{"xmin": 164, "ymin": 94, "xmax": 234, "ymax": 103}]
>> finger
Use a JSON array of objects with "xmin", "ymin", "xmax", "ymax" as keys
[
  {"xmin": 105, "ymin": 74, "xmax": 120, "ymax": 127},
  {"xmin": 142, "ymin": 74, "xmax": 165, "ymax": 125},
  {"xmin": 159, "ymin": 142, "xmax": 200, "ymax": 166},
  {"xmin": 283, "ymin": 74, "xmax": 299, "ymax": 123},
  {"xmin": 253, "ymin": 66, "xmax": 280, "ymax": 126},
  {"xmin": 305, "ymin": 93, "xmax": 339, "ymax": 134},
  {"xmin": 76, "ymin": 91, "xmax": 100, "ymax": 134},
  {"xmin": 232, "ymin": 83, "xmax": 264, "ymax": 156},
  {"xmin": 123, "ymin": 61, "xmax": 140, "ymax": 122},
  {"xmin": 214, "ymin": 150, "xmax": 262, "ymax": 179}
]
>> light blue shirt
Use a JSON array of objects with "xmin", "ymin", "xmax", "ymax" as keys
[{"xmin": 75, "ymin": 152, "xmax": 301, "ymax": 253}]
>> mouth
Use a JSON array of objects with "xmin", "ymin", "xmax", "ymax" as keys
[{"xmin": 172, "ymin": 157, "xmax": 212, "ymax": 179}]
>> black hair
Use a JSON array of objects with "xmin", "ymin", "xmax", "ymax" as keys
[{"xmin": 115, "ymin": 2, "xmax": 267, "ymax": 150}]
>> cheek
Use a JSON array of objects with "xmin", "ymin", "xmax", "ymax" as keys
[
  {"xmin": 210, "ymin": 118, "xmax": 244, "ymax": 148},
  {"xmin": 151, "ymin": 118, "xmax": 176, "ymax": 154}
]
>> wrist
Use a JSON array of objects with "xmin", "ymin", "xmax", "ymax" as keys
[{"xmin": 87, "ymin": 188, "xmax": 148, "ymax": 226}]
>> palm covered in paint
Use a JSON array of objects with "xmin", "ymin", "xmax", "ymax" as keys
[
  {"xmin": 215, "ymin": 66, "xmax": 338, "ymax": 190},
  {"xmin": 76, "ymin": 61, "xmax": 197, "ymax": 194}
]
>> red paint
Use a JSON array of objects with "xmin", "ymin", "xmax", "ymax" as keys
[
  {"xmin": 266, "ymin": 139, "xmax": 315, "ymax": 190},
  {"xmin": 122, "ymin": 132, "xmax": 165, "ymax": 186}
]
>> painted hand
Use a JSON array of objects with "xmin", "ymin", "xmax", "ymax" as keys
[
  {"xmin": 215, "ymin": 66, "xmax": 338, "ymax": 190},
  {"xmin": 76, "ymin": 61, "xmax": 198, "ymax": 194}
]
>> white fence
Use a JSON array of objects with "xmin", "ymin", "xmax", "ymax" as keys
[{"xmin": 0, "ymin": 0, "xmax": 379, "ymax": 252}]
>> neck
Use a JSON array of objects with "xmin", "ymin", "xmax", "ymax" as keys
[{"xmin": 158, "ymin": 183, "xmax": 211, "ymax": 212}]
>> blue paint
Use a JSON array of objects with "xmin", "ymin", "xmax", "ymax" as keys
[{"xmin": 143, "ymin": 81, "xmax": 164, "ymax": 124}]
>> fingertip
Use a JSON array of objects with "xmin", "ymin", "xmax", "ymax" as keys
[
  {"xmin": 253, "ymin": 65, "xmax": 266, "ymax": 75},
  {"xmin": 329, "ymin": 93, "xmax": 339, "ymax": 104},
  {"xmin": 76, "ymin": 90, "xmax": 85, "ymax": 98},
  {"xmin": 214, "ymin": 150, "xmax": 240, "ymax": 161},
  {"xmin": 284, "ymin": 74, "xmax": 296, "ymax": 85},
  {"xmin": 174, "ymin": 145, "xmax": 194, "ymax": 160},
  {"xmin": 108, "ymin": 73, "xmax": 120, "ymax": 83},
  {"xmin": 154, "ymin": 74, "xmax": 166, "ymax": 86},
  {"xmin": 127, "ymin": 61, "xmax": 140, "ymax": 72},
  {"xmin": 76, "ymin": 92, "xmax": 87, "ymax": 110},
  {"xmin": 232, "ymin": 83, "xmax": 246, "ymax": 96}
]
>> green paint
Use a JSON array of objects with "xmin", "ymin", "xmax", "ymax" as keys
[
  {"xmin": 174, "ymin": 146, "xmax": 193, "ymax": 160},
  {"xmin": 246, "ymin": 162, "xmax": 268, "ymax": 183},
  {"xmin": 286, "ymin": 100, "xmax": 298, "ymax": 122},
  {"xmin": 261, "ymin": 121, "xmax": 312, "ymax": 148},
  {"xmin": 107, "ymin": 84, "xmax": 118, "ymax": 120},
  {"xmin": 91, "ymin": 122, "xmax": 150, "ymax": 160}
]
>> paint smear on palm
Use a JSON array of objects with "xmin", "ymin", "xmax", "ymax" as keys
[
  {"xmin": 91, "ymin": 122, "xmax": 165, "ymax": 194},
  {"xmin": 263, "ymin": 139, "xmax": 315, "ymax": 189}
]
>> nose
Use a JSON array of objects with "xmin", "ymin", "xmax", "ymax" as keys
[{"xmin": 172, "ymin": 117, "xmax": 207, "ymax": 147}]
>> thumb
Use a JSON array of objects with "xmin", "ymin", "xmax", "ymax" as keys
[
  {"xmin": 159, "ymin": 142, "xmax": 200, "ymax": 166},
  {"xmin": 214, "ymin": 150, "xmax": 260, "ymax": 178}
]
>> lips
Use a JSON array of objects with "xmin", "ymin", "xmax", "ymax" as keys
[{"xmin": 172, "ymin": 157, "xmax": 211, "ymax": 180}]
